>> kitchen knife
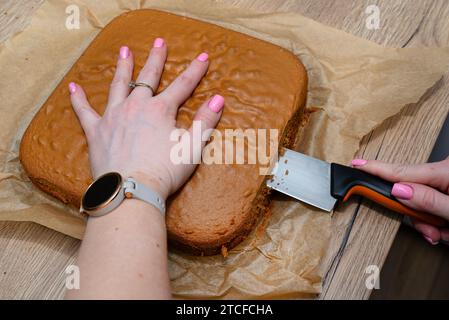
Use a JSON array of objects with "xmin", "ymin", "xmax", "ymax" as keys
[{"xmin": 267, "ymin": 148, "xmax": 447, "ymax": 227}]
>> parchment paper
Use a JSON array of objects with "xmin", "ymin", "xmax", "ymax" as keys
[{"xmin": 0, "ymin": 0, "xmax": 448, "ymax": 299}]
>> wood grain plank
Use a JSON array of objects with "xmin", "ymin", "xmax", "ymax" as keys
[
  {"xmin": 222, "ymin": 0, "xmax": 431, "ymax": 47},
  {"xmin": 371, "ymin": 224, "xmax": 449, "ymax": 299},
  {"xmin": 0, "ymin": 222, "xmax": 78, "ymax": 299},
  {"xmin": 0, "ymin": 0, "xmax": 43, "ymax": 44}
]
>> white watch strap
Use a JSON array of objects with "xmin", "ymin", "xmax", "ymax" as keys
[{"xmin": 123, "ymin": 178, "xmax": 166, "ymax": 215}]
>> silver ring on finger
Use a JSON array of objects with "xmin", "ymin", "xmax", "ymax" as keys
[{"xmin": 128, "ymin": 81, "xmax": 155, "ymax": 96}]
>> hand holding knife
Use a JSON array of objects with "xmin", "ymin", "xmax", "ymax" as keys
[{"xmin": 267, "ymin": 148, "xmax": 448, "ymax": 228}]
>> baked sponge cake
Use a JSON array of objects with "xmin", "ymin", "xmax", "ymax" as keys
[{"xmin": 20, "ymin": 9, "xmax": 308, "ymax": 255}]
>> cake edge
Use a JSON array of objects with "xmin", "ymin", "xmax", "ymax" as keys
[{"xmin": 18, "ymin": 8, "xmax": 309, "ymax": 256}]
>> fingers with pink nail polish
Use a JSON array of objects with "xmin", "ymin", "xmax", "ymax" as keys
[
  {"xmin": 208, "ymin": 95, "xmax": 224, "ymax": 113},
  {"xmin": 69, "ymin": 82, "xmax": 77, "ymax": 94},
  {"xmin": 349, "ymin": 158, "xmax": 449, "ymax": 232},
  {"xmin": 391, "ymin": 183, "xmax": 413, "ymax": 200},
  {"xmin": 351, "ymin": 159, "xmax": 367, "ymax": 167},
  {"xmin": 197, "ymin": 52, "xmax": 209, "ymax": 62},
  {"xmin": 120, "ymin": 46, "xmax": 129, "ymax": 59},
  {"xmin": 153, "ymin": 37, "xmax": 164, "ymax": 48},
  {"xmin": 156, "ymin": 51, "xmax": 209, "ymax": 108},
  {"xmin": 394, "ymin": 183, "xmax": 449, "ymax": 221}
]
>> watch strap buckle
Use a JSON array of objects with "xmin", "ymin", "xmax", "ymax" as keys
[{"xmin": 123, "ymin": 177, "xmax": 166, "ymax": 215}]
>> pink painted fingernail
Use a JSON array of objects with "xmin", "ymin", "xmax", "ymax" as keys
[
  {"xmin": 197, "ymin": 52, "xmax": 209, "ymax": 62},
  {"xmin": 351, "ymin": 159, "xmax": 367, "ymax": 167},
  {"xmin": 153, "ymin": 37, "xmax": 164, "ymax": 48},
  {"xmin": 208, "ymin": 95, "xmax": 224, "ymax": 113},
  {"xmin": 69, "ymin": 82, "xmax": 76, "ymax": 94},
  {"xmin": 423, "ymin": 235, "xmax": 439, "ymax": 245},
  {"xmin": 391, "ymin": 183, "xmax": 413, "ymax": 200},
  {"xmin": 120, "ymin": 46, "xmax": 129, "ymax": 59}
]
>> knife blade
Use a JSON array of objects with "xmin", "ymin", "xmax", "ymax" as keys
[{"xmin": 267, "ymin": 148, "xmax": 447, "ymax": 227}]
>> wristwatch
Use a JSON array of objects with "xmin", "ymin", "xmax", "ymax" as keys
[{"xmin": 80, "ymin": 172, "xmax": 166, "ymax": 217}]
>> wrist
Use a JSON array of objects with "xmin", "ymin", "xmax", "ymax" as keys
[
  {"xmin": 118, "ymin": 198, "xmax": 166, "ymax": 225},
  {"xmin": 87, "ymin": 198, "xmax": 167, "ymax": 231}
]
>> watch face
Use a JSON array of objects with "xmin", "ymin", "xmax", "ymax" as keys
[{"xmin": 82, "ymin": 172, "xmax": 122, "ymax": 211}]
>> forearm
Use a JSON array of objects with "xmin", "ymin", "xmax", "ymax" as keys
[{"xmin": 65, "ymin": 199, "xmax": 171, "ymax": 299}]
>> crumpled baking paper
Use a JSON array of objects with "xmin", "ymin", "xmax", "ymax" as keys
[{"xmin": 0, "ymin": 0, "xmax": 448, "ymax": 299}]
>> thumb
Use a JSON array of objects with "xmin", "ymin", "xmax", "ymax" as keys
[{"xmin": 69, "ymin": 82, "xmax": 100, "ymax": 138}]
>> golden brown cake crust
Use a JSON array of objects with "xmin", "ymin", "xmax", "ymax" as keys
[{"xmin": 19, "ymin": 9, "xmax": 308, "ymax": 255}]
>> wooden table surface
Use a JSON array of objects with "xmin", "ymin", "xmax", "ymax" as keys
[{"xmin": 1, "ymin": 0, "xmax": 448, "ymax": 300}]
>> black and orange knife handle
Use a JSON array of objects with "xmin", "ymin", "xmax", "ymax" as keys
[{"xmin": 330, "ymin": 163, "xmax": 447, "ymax": 228}]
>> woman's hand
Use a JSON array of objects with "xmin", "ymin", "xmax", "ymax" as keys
[
  {"xmin": 66, "ymin": 38, "xmax": 224, "ymax": 299},
  {"xmin": 69, "ymin": 38, "xmax": 224, "ymax": 201},
  {"xmin": 351, "ymin": 158, "xmax": 449, "ymax": 245}
]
